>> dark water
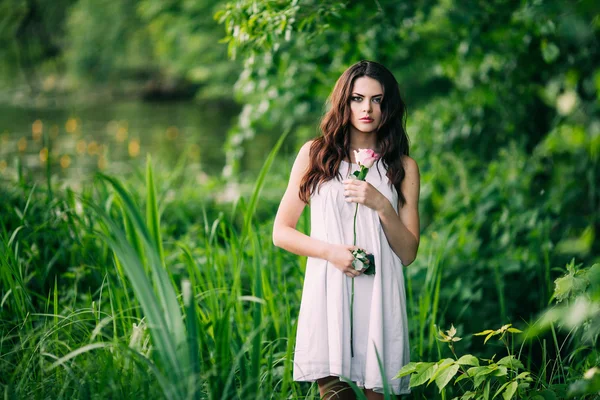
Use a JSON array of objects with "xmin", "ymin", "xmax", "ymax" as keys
[{"xmin": 0, "ymin": 99, "xmax": 240, "ymax": 182}]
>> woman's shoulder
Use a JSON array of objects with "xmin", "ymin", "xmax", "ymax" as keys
[
  {"xmin": 296, "ymin": 140, "xmax": 315, "ymax": 163},
  {"xmin": 299, "ymin": 139, "xmax": 315, "ymax": 154},
  {"xmin": 290, "ymin": 140, "xmax": 316, "ymax": 178},
  {"xmin": 400, "ymin": 155, "xmax": 418, "ymax": 168},
  {"xmin": 400, "ymin": 155, "xmax": 420, "ymax": 178}
]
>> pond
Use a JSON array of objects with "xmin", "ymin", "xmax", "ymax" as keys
[{"xmin": 0, "ymin": 99, "xmax": 242, "ymax": 184}]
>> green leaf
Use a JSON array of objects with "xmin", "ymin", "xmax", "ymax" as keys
[
  {"xmin": 467, "ymin": 366, "xmax": 496, "ymax": 388},
  {"xmin": 95, "ymin": 174, "xmax": 188, "ymax": 387},
  {"xmin": 553, "ymin": 261, "xmax": 589, "ymax": 302},
  {"xmin": 541, "ymin": 40, "xmax": 560, "ymax": 63},
  {"xmin": 484, "ymin": 331, "xmax": 496, "ymax": 344},
  {"xmin": 515, "ymin": 371, "xmax": 531, "ymax": 380},
  {"xmin": 502, "ymin": 381, "xmax": 518, "ymax": 400},
  {"xmin": 145, "ymin": 155, "xmax": 165, "ymax": 267},
  {"xmin": 395, "ymin": 361, "xmax": 419, "ymax": 378},
  {"xmin": 435, "ymin": 363, "xmax": 460, "ymax": 392},
  {"xmin": 438, "ymin": 331, "xmax": 451, "ymax": 342},
  {"xmin": 498, "ymin": 355, "xmax": 524, "ymax": 370},
  {"xmin": 528, "ymin": 389, "xmax": 558, "ymax": 400},
  {"xmin": 428, "ymin": 358, "xmax": 455, "ymax": 384},
  {"xmin": 363, "ymin": 253, "xmax": 375, "ymax": 275},
  {"xmin": 519, "ymin": 382, "xmax": 531, "ymax": 391},
  {"xmin": 493, "ymin": 366, "xmax": 508, "ymax": 377},
  {"xmin": 446, "ymin": 324, "xmax": 457, "ymax": 337},
  {"xmin": 457, "ymin": 354, "xmax": 480, "ymax": 366},
  {"xmin": 455, "ymin": 371, "xmax": 471, "ymax": 384},
  {"xmin": 409, "ymin": 362, "xmax": 436, "ymax": 387},
  {"xmin": 494, "ymin": 381, "xmax": 511, "ymax": 399},
  {"xmin": 484, "ymin": 380, "xmax": 491, "ymax": 400}
]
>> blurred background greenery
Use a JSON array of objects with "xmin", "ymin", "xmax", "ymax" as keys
[{"xmin": 1, "ymin": 0, "xmax": 599, "ymax": 398}]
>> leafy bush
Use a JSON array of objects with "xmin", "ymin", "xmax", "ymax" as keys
[{"xmin": 398, "ymin": 261, "xmax": 600, "ymax": 399}]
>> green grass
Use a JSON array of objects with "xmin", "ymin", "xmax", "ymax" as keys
[
  {"xmin": 1, "ymin": 133, "xmax": 598, "ymax": 399},
  {"xmin": 0, "ymin": 130, "xmax": 314, "ymax": 399}
]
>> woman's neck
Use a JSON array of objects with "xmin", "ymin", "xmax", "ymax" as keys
[
  {"xmin": 349, "ymin": 129, "xmax": 377, "ymax": 152},
  {"xmin": 349, "ymin": 142, "xmax": 379, "ymax": 153},
  {"xmin": 347, "ymin": 142, "xmax": 379, "ymax": 164}
]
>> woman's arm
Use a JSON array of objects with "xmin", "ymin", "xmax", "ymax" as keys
[
  {"xmin": 376, "ymin": 156, "xmax": 420, "ymax": 265},
  {"xmin": 272, "ymin": 141, "xmax": 361, "ymax": 277},
  {"xmin": 342, "ymin": 156, "xmax": 420, "ymax": 266}
]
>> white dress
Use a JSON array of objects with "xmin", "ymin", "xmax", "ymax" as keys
[{"xmin": 293, "ymin": 159, "xmax": 411, "ymax": 395}]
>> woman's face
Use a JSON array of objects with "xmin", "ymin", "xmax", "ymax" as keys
[{"xmin": 349, "ymin": 76, "xmax": 383, "ymax": 135}]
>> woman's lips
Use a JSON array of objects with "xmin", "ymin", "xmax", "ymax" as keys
[{"xmin": 359, "ymin": 117, "xmax": 374, "ymax": 123}]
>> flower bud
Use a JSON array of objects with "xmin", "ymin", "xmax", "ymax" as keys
[{"xmin": 354, "ymin": 148, "xmax": 380, "ymax": 168}]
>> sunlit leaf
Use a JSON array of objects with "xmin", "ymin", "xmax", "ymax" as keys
[
  {"xmin": 435, "ymin": 362, "xmax": 460, "ymax": 392},
  {"xmin": 467, "ymin": 366, "xmax": 496, "ymax": 388},
  {"xmin": 494, "ymin": 381, "xmax": 511, "ymax": 400},
  {"xmin": 502, "ymin": 381, "xmax": 518, "ymax": 400},
  {"xmin": 395, "ymin": 361, "xmax": 420, "ymax": 378},
  {"xmin": 428, "ymin": 359, "xmax": 455, "ymax": 384},
  {"xmin": 409, "ymin": 362, "xmax": 436, "ymax": 387},
  {"xmin": 498, "ymin": 356, "xmax": 524, "ymax": 370},
  {"xmin": 457, "ymin": 355, "xmax": 480, "ymax": 366},
  {"xmin": 541, "ymin": 40, "xmax": 560, "ymax": 63}
]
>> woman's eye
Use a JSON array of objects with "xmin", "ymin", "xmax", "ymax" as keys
[
  {"xmin": 351, "ymin": 96, "xmax": 362, "ymax": 102},
  {"xmin": 373, "ymin": 97, "xmax": 382, "ymax": 104}
]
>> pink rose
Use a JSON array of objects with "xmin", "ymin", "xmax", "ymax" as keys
[{"xmin": 354, "ymin": 148, "xmax": 380, "ymax": 168}]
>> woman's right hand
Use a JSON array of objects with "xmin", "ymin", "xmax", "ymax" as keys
[{"xmin": 325, "ymin": 244, "xmax": 362, "ymax": 278}]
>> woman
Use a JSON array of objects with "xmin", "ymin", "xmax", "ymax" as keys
[{"xmin": 272, "ymin": 60, "xmax": 420, "ymax": 399}]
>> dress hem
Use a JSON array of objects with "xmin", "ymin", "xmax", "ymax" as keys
[{"xmin": 293, "ymin": 371, "xmax": 411, "ymax": 396}]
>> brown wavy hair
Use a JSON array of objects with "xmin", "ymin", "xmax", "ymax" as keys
[{"xmin": 299, "ymin": 60, "xmax": 410, "ymax": 206}]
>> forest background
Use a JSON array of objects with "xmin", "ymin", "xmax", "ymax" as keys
[{"xmin": 0, "ymin": 0, "xmax": 599, "ymax": 399}]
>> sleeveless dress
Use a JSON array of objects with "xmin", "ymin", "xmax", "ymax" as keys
[{"xmin": 293, "ymin": 159, "xmax": 411, "ymax": 395}]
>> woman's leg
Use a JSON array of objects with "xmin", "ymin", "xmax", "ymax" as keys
[
  {"xmin": 317, "ymin": 376, "xmax": 356, "ymax": 400},
  {"xmin": 363, "ymin": 389, "xmax": 383, "ymax": 400},
  {"xmin": 363, "ymin": 389, "xmax": 403, "ymax": 400}
]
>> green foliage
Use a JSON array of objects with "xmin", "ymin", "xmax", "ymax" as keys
[
  {"xmin": 2, "ymin": 149, "xmax": 598, "ymax": 398},
  {"xmin": 568, "ymin": 367, "xmax": 600, "ymax": 398},
  {"xmin": 216, "ymin": 0, "xmax": 600, "ymax": 168},
  {"xmin": 215, "ymin": 1, "xmax": 344, "ymax": 60},
  {"xmin": 529, "ymin": 261, "xmax": 600, "ymax": 398},
  {"xmin": 399, "ymin": 260, "xmax": 600, "ymax": 399},
  {"xmin": 0, "ymin": 0, "xmax": 240, "ymax": 100},
  {"xmin": 474, "ymin": 324, "xmax": 523, "ymax": 345},
  {"xmin": 552, "ymin": 259, "xmax": 598, "ymax": 303},
  {"xmin": 396, "ymin": 324, "xmax": 536, "ymax": 399},
  {"xmin": 1, "ymin": 0, "xmax": 599, "ymax": 398},
  {"xmin": 215, "ymin": 3, "xmax": 600, "ymax": 370},
  {"xmin": 0, "ymin": 0, "xmax": 75, "ymax": 84},
  {"xmin": 95, "ymin": 169, "xmax": 191, "ymax": 398},
  {"xmin": 533, "ymin": 260, "xmax": 600, "ymax": 342},
  {"xmin": 0, "ymin": 130, "xmax": 310, "ymax": 398},
  {"xmin": 65, "ymin": 0, "xmax": 152, "ymax": 83}
]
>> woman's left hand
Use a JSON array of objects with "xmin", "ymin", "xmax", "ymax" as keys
[{"xmin": 342, "ymin": 179, "xmax": 387, "ymax": 212}]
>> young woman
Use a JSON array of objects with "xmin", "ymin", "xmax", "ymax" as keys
[{"xmin": 272, "ymin": 60, "xmax": 420, "ymax": 399}]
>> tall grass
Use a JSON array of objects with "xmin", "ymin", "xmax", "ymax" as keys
[
  {"xmin": 0, "ymin": 129, "xmax": 314, "ymax": 399},
  {"xmin": 1, "ymin": 127, "xmax": 597, "ymax": 399}
]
